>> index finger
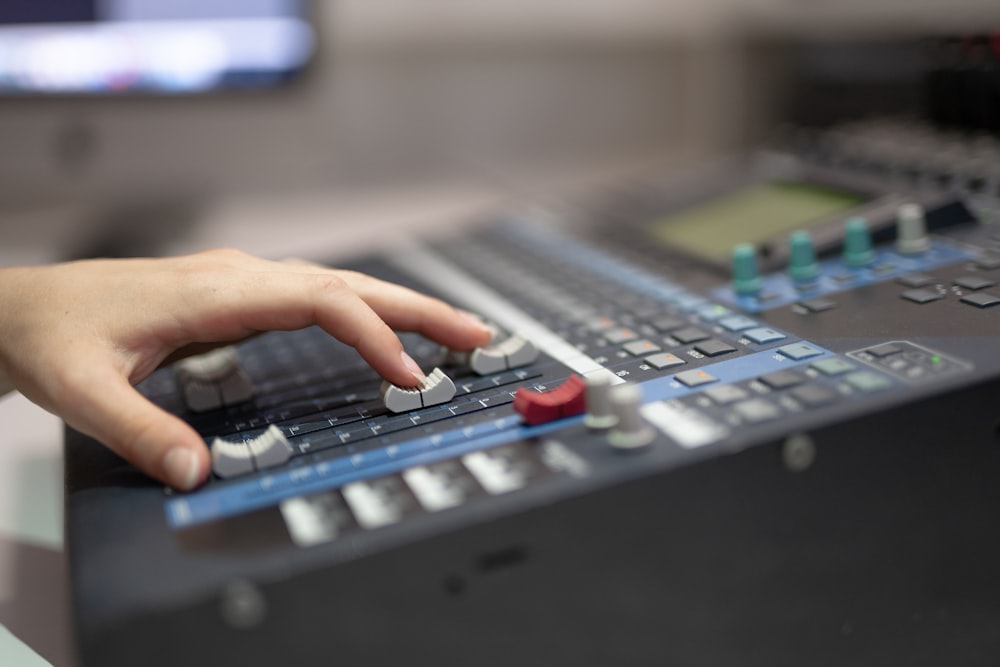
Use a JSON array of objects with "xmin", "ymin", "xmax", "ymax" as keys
[
  {"xmin": 165, "ymin": 262, "xmax": 487, "ymax": 388},
  {"xmin": 325, "ymin": 270, "xmax": 493, "ymax": 350}
]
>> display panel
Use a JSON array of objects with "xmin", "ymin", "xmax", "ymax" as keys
[{"xmin": 649, "ymin": 181, "xmax": 867, "ymax": 264}]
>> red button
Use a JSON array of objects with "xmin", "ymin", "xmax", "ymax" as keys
[{"xmin": 513, "ymin": 375, "xmax": 587, "ymax": 425}]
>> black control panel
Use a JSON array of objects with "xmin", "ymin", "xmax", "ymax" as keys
[{"xmin": 66, "ymin": 126, "xmax": 1000, "ymax": 666}]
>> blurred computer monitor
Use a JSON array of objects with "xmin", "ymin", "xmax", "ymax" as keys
[
  {"xmin": 0, "ymin": 1, "xmax": 313, "ymax": 94},
  {"xmin": 0, "ymin": 1, "xmax": 319, "ymax": 256}
]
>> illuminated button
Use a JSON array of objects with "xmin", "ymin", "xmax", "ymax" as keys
[
  {"xmin": 513, "ymin": 375, "xmax": 587, "ymax": 426},
  {"xmin": 960, "ymin": 292, "xmax": 1000, "ymax": 308},
  {"xmin": 811, "ymin": 358, "xmax": 856, "ymax": 375},
  {"xmin": 843, "ymin": 371, "xmax": 893, "ymax": 393},
  {"xmin": 674, "ymin": 369, "xmax": 718, "ymax": 388},
  {"xmin": 954, "ymin": 275, "xmax": 996, "ymax": 291},
  {"xmin": 644, "ymin": 353, "xmax": 687, "ymax": 370},
  {"xmin": 382, "ymin": 368, "xmax": 457, "ymax": 413},
  {"xmin": 743, "ymin": 328, "xmax": 786, "ymax": 344},
  {"xmin": 718, "ymin": 315, "xmax": 758, "ymax": 332},
  {"xmin": 693, "ymin": 304, "xmax": 731, "ymax": 321},
  {"xmin": 672, "ymin": 327, "xmax": 710, "ymax": 344},
  {"xmin": 694, "ymin": 339, "xmax": 737, "ymax": 357},
  {"xmin": 603, "ymin": 328, "xmax": 639, "ymax": 345},
  {"xmin": 585, "ymin": 316, "xmax": 617, "ymax": 333},
  {"xmin": 777, "ymin": 343, "xmax": 823, "ymax": 361},
  {"xmin": 623, "ymin": 339, "xmax": 662, "ymax": 357},
  {"xmin": 468, "ymin": 334, "xmax": 540, "ymax": 375}
]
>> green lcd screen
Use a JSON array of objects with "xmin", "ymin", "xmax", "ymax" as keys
[{"xmin": 649, "ymin": 181, "xmax": 866, "ymax": 264}]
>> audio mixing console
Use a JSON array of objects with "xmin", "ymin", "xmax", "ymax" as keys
[{"xmin": 66, "ymin": 125, "xmax": 1000, "ymax": 666}]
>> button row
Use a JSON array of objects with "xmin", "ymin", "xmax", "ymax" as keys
[
  {"xmin": 898, "ymin": 271, "xmax": 1000, "ymax": 308},
  {"xmin": 850, "ymin": 341, "xmax": 967, "ymax": 382},
  {"xmin": 283, "ymin": 441, "xmax": 550, "ymax": 545},
  {"xmin": 667, "ymin": 342, "xmax": 826, "ymax": 389},
  {"xmin": 651, "ymin": 355, "xmax": 896, "ymax": 448},
  {"xmin": 901, "ymin": 286, "xmax": 1000, "ymax": 308}
]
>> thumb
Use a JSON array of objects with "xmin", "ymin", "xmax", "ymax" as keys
[{"xmin": 59, "ymin": 362, "xmax": 210, "ymax": 491}]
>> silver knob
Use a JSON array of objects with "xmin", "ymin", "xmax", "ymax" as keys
[
  {"xmin": 583, "ymin": 372, "xmax": 618, "ymax": 430},
  {"xmin": 607, "ymin": 383, "xmax": 655, "ymax": 451},
  {"xmin": 896, "ymin": 203, "xmax": 929, "ymax": 254}
]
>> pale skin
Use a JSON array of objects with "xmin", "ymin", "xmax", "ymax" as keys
[{"xmin": 0, "ymin": 248, "xmax": 493, "ymax": 491}]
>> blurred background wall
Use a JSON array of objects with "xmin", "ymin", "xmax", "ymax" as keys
[{"xmin": 0, "ymin": 0, "xmax": 998, "ymax": 259}]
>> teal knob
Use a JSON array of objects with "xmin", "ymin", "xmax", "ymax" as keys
[
  {"xmin": 731, "ymin": 243, "xmax": 761, "ymax": 295},
  {"xmin": 843, "ymin": 217, "xmax": 874, "ymax": 267},
  {"xmin": 788, "ymin": 230, "xmax": 819, "ymax": 283}
]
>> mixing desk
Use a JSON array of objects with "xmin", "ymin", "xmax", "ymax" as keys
[{"xmin": 66, "ymin": 129, "xmax": 1000, "ymax": 666}]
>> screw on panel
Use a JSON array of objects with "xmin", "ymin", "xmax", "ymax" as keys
[
  {"xmin": 220, "ymin": 580, "xmax": 268, "ymax": 630},
  {"xmin": 782, "ymin": 433, "xmax": 817, "ymax": 472}
]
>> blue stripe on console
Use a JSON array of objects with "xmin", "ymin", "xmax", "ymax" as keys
[{"xmin": 164, "ymin": 345, "xmax": 836, "ymax": 529}]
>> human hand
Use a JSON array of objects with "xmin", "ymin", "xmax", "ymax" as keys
[{"xmin": 0, "ymin": 249, "xmax": 492, "ymax": 491}]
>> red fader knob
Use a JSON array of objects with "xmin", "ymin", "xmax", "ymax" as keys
[{"xmin": 513, "ymin": 375, "xmax": 587, "ymax": 426}]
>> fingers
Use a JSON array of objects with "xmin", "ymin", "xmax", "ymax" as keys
[
  {"xmin": 165, "ymin": 268, "xmax": 419, "ymax": 387},
  {"xmin": 334, "ymin": 271, "xmax": 494, "ymax": 351},
  {"xmin": 282, "ymin": 271, "xmax": 492, "ymax": 386},
  {"xmin": 278, "ymin": 258, "xmax": 492, "ymax": 348},
  {"xmin": 57, "ymin": 358, "xmax": 210, "ymax": 491},
  {"xmin": 1, "ymin": 251, "xmax": 498, "ymax": 495},
  {"xmin": 171, "ymin": 253, "xmax": 493, "ymax": 387}
]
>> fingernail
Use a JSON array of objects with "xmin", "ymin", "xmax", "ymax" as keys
[
  {"xmin": 401, "ymin": 351, "xmax": 426, "ymax": 383},
  {"xmin": 164, "ymin": 447, "xmax": 200, "ymax": 491},
  {"xmin": 457, "ymin": 310, "xmax": 493, "ymax": 335},
  {"xmin": 457, "ymin": 309, "xmax": 484, "ymax": 327}
]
